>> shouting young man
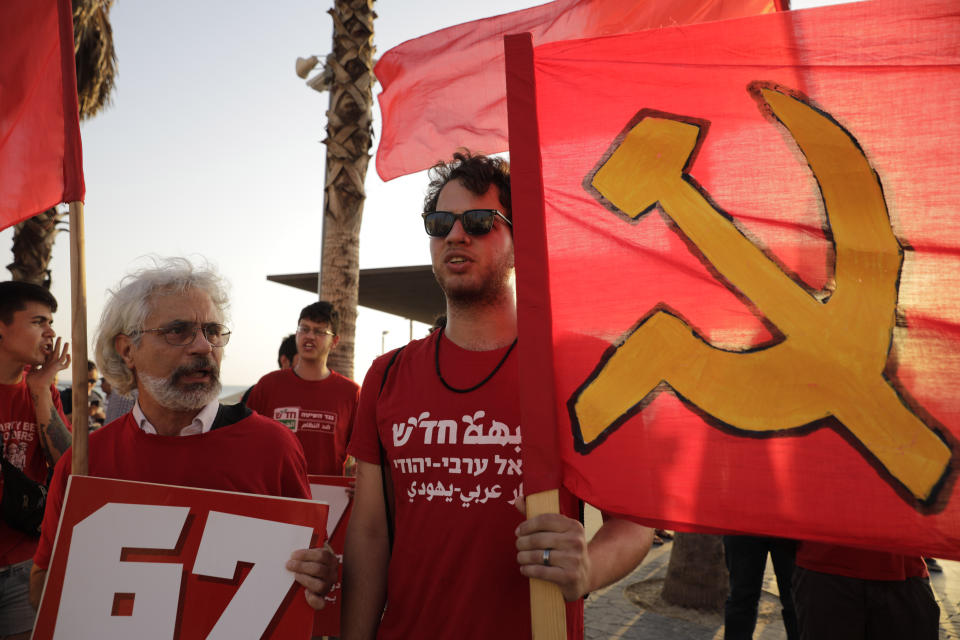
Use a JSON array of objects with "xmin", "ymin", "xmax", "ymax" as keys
[{"xmin": 0, "ymin": 282, "xmax": 71, "ymax": 640}]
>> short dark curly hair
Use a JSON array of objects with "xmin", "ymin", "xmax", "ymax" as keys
[
  {"xmin": 277, "ymin": 333, "xmax": 297, "ymax": 368},
  {"xmin": 423, "ymin": 150, "xmax": 511, "ymax": 220},
  {"xmin": 299, "ymin": 301, "xmax": 339, "ymax": 335},
  {"xmin": 0, "ymin": 281, "xmax": 58, "ymax": 325}
]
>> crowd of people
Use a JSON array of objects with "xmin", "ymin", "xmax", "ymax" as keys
[{"xmin": 0, "ymin": 151, "xmax": 943, "ymax": 639}]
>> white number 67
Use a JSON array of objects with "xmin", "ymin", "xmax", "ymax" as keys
[{"xmin": 53, "ymin": 503, "xmax": 314, "ymax": 640}]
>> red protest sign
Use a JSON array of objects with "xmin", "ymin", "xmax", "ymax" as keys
[
  {"xmin": 33, "ymin": 475, "xmax": 328, "ymax": 639},
  {"xmin": 308, "ymin": 474, "xmax": 353, "ymax": 638}
]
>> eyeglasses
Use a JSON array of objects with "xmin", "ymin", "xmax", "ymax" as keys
[
  {"xmin": 422, "ymin": 209, "xmax": 512, "ymax": 237},
  {"xmin": 133, "ymin": 321, "xmax": 231, "ymax": 347},
  {"xmin": 297, "ymin": 325, "xmax": 336, "ymax": 337},
  {"xmin": 87, "ymin": 378, "xmax": 97, "ymax": 385}
]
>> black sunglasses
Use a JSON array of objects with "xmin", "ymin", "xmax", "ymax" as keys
[{"xmin": 422, "ymin": 209, "xmax": 512, "ymax": 237}]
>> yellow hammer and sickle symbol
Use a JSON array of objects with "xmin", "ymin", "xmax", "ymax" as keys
[{"xmin": 570, "ymin": 85, "xmax": 952, "ymax": 504}]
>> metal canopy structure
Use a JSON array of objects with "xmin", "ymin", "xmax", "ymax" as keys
[{"xmin": 267, "ymin": 265, "xmax": 446, "ymax": 325}]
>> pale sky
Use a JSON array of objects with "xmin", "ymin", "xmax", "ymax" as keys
[{"xmin": 0, "ymin": 0, "xmax": 840, "ymax": 387}]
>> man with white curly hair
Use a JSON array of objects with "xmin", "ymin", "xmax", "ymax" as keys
[{"xmin": 29, "ymin": 258, "xmax": 338, "ymax": 613}]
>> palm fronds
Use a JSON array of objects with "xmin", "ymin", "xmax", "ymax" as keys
[{"xmin": 73, "ymin": 0, "xmax": 117, "ymax": 120}]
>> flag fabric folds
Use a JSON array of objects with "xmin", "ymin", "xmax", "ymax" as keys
[
  {"xmin": 0, "ymin": 0, "xmax": 84, "ymax": 230},
  {"xmin": 508, "ymin": 0, "xmax": 960, "ymax": 560},
  {"xmin": 373, "ymin": 0, "xmax": 777, "ymax": 181}
]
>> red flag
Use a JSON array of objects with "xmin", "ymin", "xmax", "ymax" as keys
[
  {"xmin": 507, "ymin": 0, "xmax": 960, "ymax": 559},
  {"xmin": 0, "ymin": 0, "xmax": 84, "ymax": 230},
  {"xmin": 374, "ymin": 0, "xmax": 777, "ymax": 181}
]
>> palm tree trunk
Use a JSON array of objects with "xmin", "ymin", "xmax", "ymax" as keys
[
  {"xmin": 319, "ymin": 0, "xmax": 376, "ymax": 380},
  {"xmin": 7, "ymin": 208, "xmax": 64, "ymax": 287},
  {"xmin": 661, "ymin": 532, "xmax": 729, "ymax": 610}
]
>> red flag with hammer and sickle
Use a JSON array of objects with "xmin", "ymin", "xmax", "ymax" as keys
[
  {"xmin": 507, "ymin": 0, "xmax": 960, "ymax": 559},
  {"xmin": 0, "ymin": 0, "xmax": 84, "ymax": 230}
]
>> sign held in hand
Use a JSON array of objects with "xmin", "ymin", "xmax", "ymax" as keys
[{"xmin": 33, "ymin": 476, "xmax": 328, "ymax": 640}]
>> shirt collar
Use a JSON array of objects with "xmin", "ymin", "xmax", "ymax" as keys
[{"xmin": 133, "ymin": 399, "xmax": 219, "ymax": 436}]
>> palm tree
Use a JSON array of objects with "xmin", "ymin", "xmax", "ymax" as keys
[
  {"xmin": 316, "ymin": 0, "xmax": 376, "ymax": 380},
  {"xmin": 661, "ymin": 532, "xmax": 729, "ymax": 610},
  {"xmin": 7, "ymin": 0, "xmax": 117, "ymax": 287}
]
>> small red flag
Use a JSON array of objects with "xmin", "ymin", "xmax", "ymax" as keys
[
  {"xmin": 0, "ymin": 0, "xmax": 84, "ymax": 230},
  {"xmin": 508, "ymin": 0, "xmax": 960, "ymax": 559},
  {"xmin": 374, "ymin": 0, "xmax": 776, "ymax": 181}
]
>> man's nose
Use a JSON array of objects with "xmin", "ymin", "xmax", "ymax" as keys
[
  {"xmin": 445, "ymin": 217, "xmax": 471, "ymax": 243},
  {"xmin": 186, "ymin": 328, "xmax": 214, "ymax": 353}
]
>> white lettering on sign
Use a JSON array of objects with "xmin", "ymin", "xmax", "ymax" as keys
[
  {"xmin": 55, "ymin": 503, "xmax": 188, "ymax": 640},
  {"xmin": 52, "ymin": 504, "xmax": 314, "ymax": 639},
  {"xmin": 194, "ymin": 512, "xmax": 313, "ymax": 639}
]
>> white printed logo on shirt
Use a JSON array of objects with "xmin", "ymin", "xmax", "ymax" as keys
[
  {"xmin": 272, "ymin": 407, "xmax": 299, "ymax": 431},
  {"xmin": 271, "ymin": 407, "xmax": 337, "ymax": 434}
]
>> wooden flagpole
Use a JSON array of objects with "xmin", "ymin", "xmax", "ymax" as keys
[
  {"xmin": 68, "ymin": 201, "xmax": 89, "ymax": 476},
  {"xmin": 525, "ymin": 490, "xmax": 566, "ymax": 639}
]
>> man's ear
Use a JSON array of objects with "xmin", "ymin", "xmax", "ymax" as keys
[
  {"xmin": 115, "ymin": 334, "xmax": 136, "ymax": 369},
  {"xmin": 331, "ymin": 335, "xmax": 340, "ymax": 350}
]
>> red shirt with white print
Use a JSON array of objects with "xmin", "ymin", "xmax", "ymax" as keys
[
  {"xmin": 349, "ymin": 331, "xmax": 583, "ymax": 640},
  {"xmin": 0, "ymin": 379, "xmax": 66, "ymax": 566}
]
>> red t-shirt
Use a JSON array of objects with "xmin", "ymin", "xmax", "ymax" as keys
[
  {"xmin": 348, "ymin": 331, "xmax": 583, "ymax": 640},
  {"xmin": 34, "ymin": 410, "xmax": 310, "ymax": 570},
  {"xmin": 796, "ymin": 541, "xmax": 928, "ymax": 581},
  {"xmin": 246, "ymin": 368, "xmax": 359, "ymax": 475},
  {"xmin": 0, "ymin": 380, "xmax": 66, "ymax": 566}
]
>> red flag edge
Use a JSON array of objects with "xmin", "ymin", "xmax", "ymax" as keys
[
  {"xmin": 506, "ymin": 33, "xmax": 562, "ymax": 494},
  {"xmin": 57, "ymin": 0, "xmax": 84, "ymax": 203}
]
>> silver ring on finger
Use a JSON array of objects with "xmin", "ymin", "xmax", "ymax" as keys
[{"xmin": 542, "ymin": 548, "xmax": 552, "ymax": 566}]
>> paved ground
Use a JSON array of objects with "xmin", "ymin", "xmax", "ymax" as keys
[{"xmin": 583, "ymin": 532, "xmax": 960, "ymax": 639}]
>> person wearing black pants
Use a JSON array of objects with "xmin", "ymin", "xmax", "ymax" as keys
[{"xmin": 723, "ymin": 535, "xmax": 799, "ymax": 640}]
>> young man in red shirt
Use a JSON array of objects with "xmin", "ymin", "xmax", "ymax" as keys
[
  {"xmin": 0, "ymin": 282, "xmax": 71, "ymax": 640},
  {"xmin": 342, "ymin": 152, "xmax": 653, "ymax": 639},
  {"xmin": 247, "ymin": 302, "xmax": 359, "ymax": 476},
  {"xmin": 29, "ymin": 258, "xmax": 338, "ymax": 614}
]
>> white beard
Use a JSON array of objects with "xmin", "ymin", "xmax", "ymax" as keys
[{"xmin": 139, "ymin": 365, "xmax": 221, "ymax": 412}]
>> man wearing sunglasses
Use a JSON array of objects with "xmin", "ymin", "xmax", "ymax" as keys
[
  {"xmin": 29, "ymin": 258, "xmax": 338, "ymax": 613},
  {"xmin": 343, "ymin": 152, "xmax": 653, "ymax": 639},
  {"xmin": 247, "ymin": 302, "xmax": 360, "ymax": 476}
]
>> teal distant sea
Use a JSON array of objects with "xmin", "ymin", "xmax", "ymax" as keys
[
  {"xmin": 220, "ymin": 384, "xmax": 248, "ymax": 400},
  {"xmin": 58, "ymin": 382, "xmax": 249, "ymax": 401}
]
